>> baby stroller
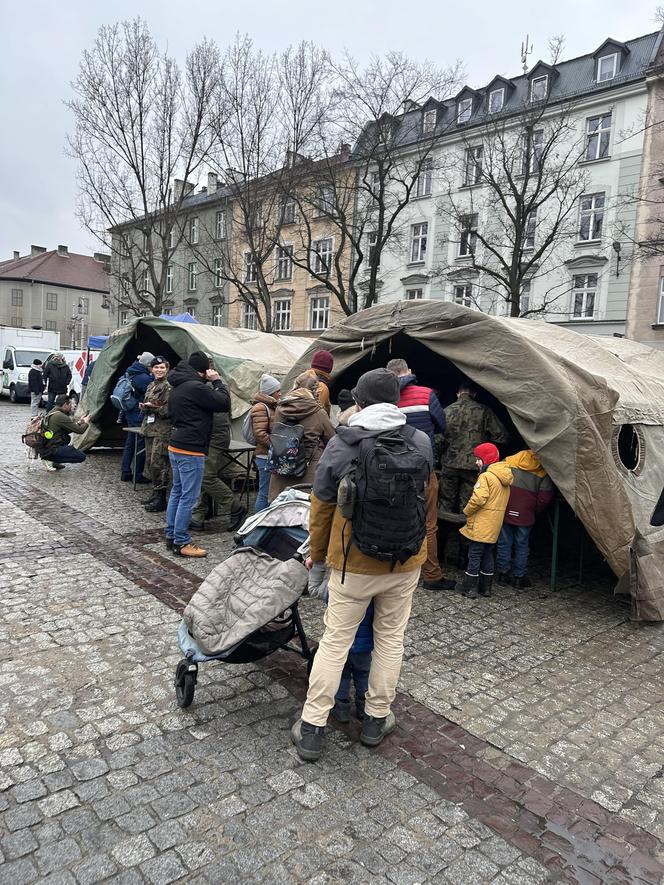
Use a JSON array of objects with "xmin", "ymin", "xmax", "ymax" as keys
[{"xmin": 173, "ymin": 488, "xmax": 317, "ymax": 708}]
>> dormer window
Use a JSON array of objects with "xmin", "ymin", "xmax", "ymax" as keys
[
  {"xmin": 422, "ymin": 109, "xmax": 437, "ymax": 134},
  {"xmin": 530, "ymin": 76, "xmax": 548, "ymax": 102},
  {"xmin": 489, "ymin": 88, "xmax": 504, "ymax": 113},
  {"xmin": 457, "ymin": 97, "xmax": 473, "ymax": 124},
  {"xmin": 597, "ymin": 53, "xmax": 618, "ymax": 82}
]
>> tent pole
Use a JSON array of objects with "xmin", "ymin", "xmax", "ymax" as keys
[{"xmin": 550, "ymin": 497, "xmax": 560, "ymax": 593}]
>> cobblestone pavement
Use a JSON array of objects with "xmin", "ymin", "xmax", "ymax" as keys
[{"xmin": 1, "ymin": 400, "xmax": 664, "ymax": 884}]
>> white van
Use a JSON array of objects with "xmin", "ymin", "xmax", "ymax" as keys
[{"xmin": 0, "ymin": 327, "xmax": 60, "ymax": 403}]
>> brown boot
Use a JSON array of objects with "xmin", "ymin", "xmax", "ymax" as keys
[{"xmin": 174, "ymin": 542, "xmax": 207, "ymax": 558}]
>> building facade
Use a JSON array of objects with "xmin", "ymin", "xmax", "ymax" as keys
[{"xmin": 0, "ymin": 245, "xmax": 111, "ymax": 346}]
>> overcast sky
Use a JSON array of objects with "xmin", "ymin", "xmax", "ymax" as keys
[{"xmin": 0, "ymin": 0, "xmax": 658, "ymax": 259}]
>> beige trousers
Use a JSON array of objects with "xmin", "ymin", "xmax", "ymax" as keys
[
  {"xmin": 422, "ymin": 473, "xmax": 443, "ymax": 581},
  {"xmin": 301, "ymin": 566, "xmax": 420, "ymax": 727}
]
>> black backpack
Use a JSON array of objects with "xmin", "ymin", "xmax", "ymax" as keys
[
  {"xmin": 345, "ymin": 425, "xmax": 430, "ymax": 570},
  {"xmin": 267, "ymin": 421, "xmax": 307, "ymax": 477}
]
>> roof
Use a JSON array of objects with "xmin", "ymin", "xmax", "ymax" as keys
[{"xmin": 0, "ymin": 250, "xmax": 110, "ymax": 294}]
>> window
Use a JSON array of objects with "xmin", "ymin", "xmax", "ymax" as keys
[
  {"xmin": 242, "ymin": 302, "xmax": 258, "ymax": 330},
  {"xmin": 410, "ymin": 222, "xmax": 428, "ymax": 263},
  {"xmin": 520, "ymin": 281, "xmax": 531, "ymax": 313},
  {"xmin": 415, "ymin": 161, "xmax": 433, "ymax": 197},
  {"xmin": 314, "ymin": 186, "xmax": 334, "ymax": 217},
  {"xmin": 165, "ymin": 264, "xmax": 173, "ymax": 294},
  {"xmin": 142, "ymin": 270, "xmax": 150, "ymax": 293},
  {"xmin": 142, "ymin": 231, "xmax": 149, "ymax": 252},
  {"xmin": 422, "ymin": 109, "xmax": 437, "ymax": 134},
  {"xmin": 245, "ymin": 252, "xmax": 258, "ymax": 283},
  {"xmin": 168, "ymin": 227, "xmax": 176, "ymax": 249},
  {"xmin": 310, "ymin": 295, "xmax": 330, "ymax": 331},
  {"xmin": 276, "ymin": 245, "xmax": 293, "ymax": 281},
  {"xmin": 578, "ymin": 193, "xmax": 605, "ymax": 241},
  {"xmin": 405, "ymin": 288, "xmax": 424, "ymax": 300},
  {"xmin": 273, "ymin": 298, "xmax": 292, "ymax": 331},
  {"xmin": 524, "ymin": 211, "xmax": 537, "ymax": 250},
  {"xmin": 453, "ymin": 284, "xmax": 473, "ymax": 307},
  {"xmin": 367, "ymin": 231, "xmax": 379, "ymax": 268},
  {"xmin": 585, "ymin": 113, "xmax": 612, "ymax": 161},
  {"xmin": 464, "ymin": 146, "xmax": 483, "ymax": 186},
  {"xmin": 187, "ymin": 261, "xmax": 197, "ymax": 291},
  {"xmin": 119, "ymin": 310, "xmax": 129, "ymax": 325},
  {"xmin": 457, "ymin": 97, "xmax": 473, "ymax": 124},
  {"xmin": 572, "ymin": 274, "xmax": 597, "ymax": 318},
  {"xmin": 78, "ymin": 297, "xmax": 89, "ymax": 316},
  {"xmin": 597, "ymin": 53, "xmax": 618, "ymax": 82},
  {"xmin": 212, "ymin": 305, "xmax": 224, "ymax": 327},
  {"xmin": 522, "ymin": 128, "xmax": 544, "ymax": 174},
  {"xmin": 11, "ymin": 288, "xmax": 23, "ymax": 306},
  {"xmin": 214, "ymin": 257, "xmax": 224, "ymax": 288},
  {"xmin": 282, "ymin": 196, "xmax": 296, "ymax": 225},
  {"xmin": 11, "ymin": 316, "xmax": 23, "ymax": 327},
  {"xmin": 489, "ymin": 88, "xmax": 504, "ymax": 113},
  {"xmin": 45, "ymin": 320, "xmax": 57, "ymax": 331},
  {"xmin": 162, "ymin": 308, "xmax": 172, "ymax": 316},
  {"xmin": 215, "ymin": 210, "xmax": 226, "ymax": 240},
  {"xmin": 530, "ymin": 75, "xmax": 548, "ymax": 102},
  {"xmin": 189, "ymin": 216, "xmax": 199, "ymax": 245},
  {"xmin": 44, "ymin": 291, "xmax": 57, "ymax": 310},
  {"xmin": 312, "ymin": 238, "xmax": 333, "ymax": 276},
  {"xmin": 249, "ymin": 202, "xmax": 263, "ymax": 229},
  {"xmin": 459, "ymin": 214, "xmax": 478, "ymax": 257},
  {"xmin": 371, "ymin": 170, "xmax": 381, "ymax": 195},
  {"xmin": 188, "ymin": 305, "xmax": 196, "ymax": 319},
  {"xmin": 659, "ymin": 277, "xmax": 664, "ymax": 324}
]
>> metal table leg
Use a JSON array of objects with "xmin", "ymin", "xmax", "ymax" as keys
[{"xmin": 550, "ymin": 497, "xmax": 560, "ymax": 593}]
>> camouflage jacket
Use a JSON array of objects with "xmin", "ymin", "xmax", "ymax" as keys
[
  {"xmin": 442, "ymin": 395, "xmax": 508, "ymax": 470},
  {"xmin": 140, "ymin": 377, "xmax": 172, "ymax": 441}
]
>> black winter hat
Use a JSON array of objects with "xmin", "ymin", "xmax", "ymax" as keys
[
  {"xmin": 188, "ymin": 351, "xmax": 209, "ymax": 373},
  {"xmin": 352, "ymin": 368, "xmax": 399, "ymax": 407}
]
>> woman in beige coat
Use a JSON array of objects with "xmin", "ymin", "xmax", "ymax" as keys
[{"xmin": 268, "ymin": 373, "xmax": 335, "ymax": 502}]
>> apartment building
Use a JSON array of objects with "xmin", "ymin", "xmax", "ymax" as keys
[{"xmin": 0, "ymin": 245, "xmax": 111, "ymax": 345}]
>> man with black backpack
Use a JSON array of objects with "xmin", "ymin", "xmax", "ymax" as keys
[{"xmin": 291, "ymin": 368, "xmax": 432, "ymax": 762}]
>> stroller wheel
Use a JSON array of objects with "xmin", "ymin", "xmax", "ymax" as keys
[
  {"xmin": 306, "ymin": 642, "xmax": 319, "ymax": 677},
  {"xmin": 174, "ymin": 658, "xmax": 197, "ymax": 709}
]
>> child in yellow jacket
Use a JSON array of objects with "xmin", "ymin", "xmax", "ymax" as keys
[{"xmin": 458, "ymin": 443, "xmax": 513, "ymax": 599}]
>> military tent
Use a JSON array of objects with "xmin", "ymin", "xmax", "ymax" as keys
[
  {"xmin": 285, "ymin": 300, "xmax": 664, "ymax": 621},
  {"xmin": 77, "ymin": 316, "xmax": 313, "ymax": 451}
]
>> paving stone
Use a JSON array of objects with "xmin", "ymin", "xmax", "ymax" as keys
[
  {"xmin": 139, "ymin": 850, "xmax": 188, "ymax": 884},
  {"xmin": 111, "ymin": 834, "xmax": 156, "ymax": 867},
  {"xmin": 71, "ymin": 854, "xmax": 118, "ymax": 885},
  {"xmin": 34, "ymin": 837, "xmax": 82, "ymax": 875},
  {"xmin": 5, "ymin": 802, "xmax": 43, "ymax": 831},
  {"xmin": 38, "ymin": 788, "xmax": 80, "ymax": 817},
  {"xmin": 0, "ymin": 857, "xmax": 39, "ymax": 884},
  {"xmin": 1, "ymin": 828, "xmax": 39, "ymax": 860},
  {"xmin": 71, "ymin": 759, "xmax": 110, "ymax": 781}
]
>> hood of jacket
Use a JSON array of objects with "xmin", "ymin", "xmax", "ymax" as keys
[
  {"xmin": 168, "ymin": 361, "xmax": 205, "ymax": 388},
  {"xmin": 251, "ymin": 391, "xmax": 279, "ymax": 408},
  {"xmin": 398, "ymin": 373, "xmax": 418, "ymax": 389},
  {"xmin": 30, "ymin": 362, "xmax": 42, "ymax": 371},
  {"xmin": 505, "ymin": 449, "xmax": 546, "ymax": 477},
  {"xmin": 335, "ymin": 404, "xmax": 406, "ymax": 444},
  {"xmin": 277, "ymin": 389, "xmax": 321, "ymax": 420},
  {"xmin": 486, "ymin": 461, "xmax": 514, "ymax": 486},
  {"xmin": 127, "ymin": 360, "xmax": 151, "ymax": 381}
]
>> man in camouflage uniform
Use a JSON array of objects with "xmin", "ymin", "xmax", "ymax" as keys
[
  {"xmin": 439, "ymin": 380, "xmax": 508, "ymax": 522},
  {"xmin": 140, "ymin": 357, "xmax": 172, "ymax": 512},
  {"xmin": 190, "ymin": 412, "xmax": 247, "ymax": 532}
]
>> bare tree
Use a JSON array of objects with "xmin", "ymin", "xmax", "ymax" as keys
[
  {"xmin": 66, "ymin": 19, "xmax": 216, "ymax": 316},
  {"xmin": 435, "ymin": 100, "xmax": 589, "ymax": 317}
]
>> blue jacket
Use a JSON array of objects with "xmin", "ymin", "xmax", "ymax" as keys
[
  {"xmin": 124, "ymin": 361, "xmax": 152, "ymax": 424},
  {"xmin": 326, "ymin": 595, "xmax": 374, "ymax": 653},
  {"xmin": 397, "ymin": 374, "xmax": 446, "ymax": 451}
]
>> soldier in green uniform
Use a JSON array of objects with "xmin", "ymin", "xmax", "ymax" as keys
[
  {"xmin": 140, "ymin": 357, "xmax": 172, "ymax": 512},
  {"xmin": 189, "ymin": 411, "xmax": 247, "ymax": 532}
]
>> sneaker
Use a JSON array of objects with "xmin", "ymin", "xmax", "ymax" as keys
[
  {"xmin": 134, "ymin": 476, "xmax": 151, "ymax": 485},
  {"xmin": 174, "ymin": 542, "xmax": 207, "ymax": 558},
  {"xmin": 43, "ymin": 461, "xmax": 57, "ymax": 472},
  {"xmin": 360, "ymin": 711, "xmax": 396, "ymax": 747},
  {"xmin": 228, "ymin": 506, "xmax": 247, "ymax": 533},
  {"xmin": 165, "ymin": 538, "xmax": 174, "ymax": 551},
  {"xmin": 290, "ymin": 718, "xmax": 324, "ymax": 762},
  {"xmin": 330, "ymin": 699, "xmax": 351, "ymax": 723},
  {"xmin": 422, "ymin": 577, "xmax": 457, "ymax": 591},
  {"xmin": 53, "ymin": 463, "xmax": 65, "ymax": 470},
  {"xmin": 120, "ymin": 474, "xmax": 132, "ymax": 481}
]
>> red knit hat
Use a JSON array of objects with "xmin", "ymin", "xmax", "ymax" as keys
[
  {"xmin": 474, "ymin": 443, "xmax": 499, "ymax": 465},
  {"xmin": 311, "ymin": 349, "xmax": 334, "ymax": 373}
]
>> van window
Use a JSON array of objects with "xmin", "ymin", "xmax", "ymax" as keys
[
  {"xmin": 4, "ymin": 349, "xmax": 13, "ymax": 370},
  {"xmin": 15, "ymin": 350, "xmax": 51, "ymax": 367}
]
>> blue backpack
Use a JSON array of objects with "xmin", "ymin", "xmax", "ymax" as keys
[{"xmin": 110, "ymin": 372, "xmax": 137, "ymax": 412}]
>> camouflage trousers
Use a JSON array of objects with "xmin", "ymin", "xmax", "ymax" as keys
[
  {"xmin": 438, "ymin": 467, "xmax": 477, "ymax": 518},
  {"xmin": 145, "ymin": 437, "xmax": 171, "ymax": 492},
  {"xmin": 192, "ymin": 442, "xmax": 241, "ymax": 527}
]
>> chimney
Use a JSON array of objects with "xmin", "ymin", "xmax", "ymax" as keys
[
  {"xmin": 13, "ymin": 251, "xmax": 20, "ymax": 260},
  {"xmin": 31, "ymin": 245, "xmax": 47, "ymax": 256},
  {"xmin": 338, "ymin": 142, "xmax": 351, "ymax": 161},
  {"xmin": 173, "ymin": 179, "xmax": 196, "ymax": 202},
  {"xmin": 57, "ymin": 245, "xmax": 69, "ymax": 257},
  {"xmin": 402, "ymin": 99, "xmax": 421, "ymax": 113},
  {"xmin": 207, "ymin": 172, "xmax": 218, "ymax": 194},
  {"xmin": 199, "ymin": 186, "xmax": 207, "ymax": 195},
  {"xmin": 93, "ymin": 252, "xmax": 111, "ymax": 263}
]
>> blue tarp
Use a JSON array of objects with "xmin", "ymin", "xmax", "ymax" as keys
[
  {"xmin": 88, "ymin": 335, "xmax": 109, "ymax": 350},
  {"xmin": 161, "ymin": 312, "xmax": 199, "ymax": 323}
]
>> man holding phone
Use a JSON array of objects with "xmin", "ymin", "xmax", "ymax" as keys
[{"xmin": 165, "ymin": 351, "xmax": 231, "ymax": 557}]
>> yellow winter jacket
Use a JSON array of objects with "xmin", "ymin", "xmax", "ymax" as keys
[{"xmin": 460, "ymin": 461, "xmax": 513, "ymax": 544}]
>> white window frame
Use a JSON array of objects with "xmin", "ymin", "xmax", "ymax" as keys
[
  {"xmin": 214, "ymin": 257, "xmax": 224, "ymax": 288},
  {"xmin": 422, "ymin": 109, "xmax": 437, "ymax": 134},
  {"xmin": 215, "ymin": 210, "xmax": 226, "ymax": 240},
  {"xmin": 119, "ymin": 310, "xmax": 129, "ymax": 325},
  {"xmin": 464, "ymin": 146, "xmax": 483, "ymax": 186},
  {"xmin": 11, "ymin": 288, "xmax": 23, "ymax": 307},
  {"xmin": 188, "ymin": 305, "xmax": 196, "ymax": 319},
  {"xmin": 458, "ymin": 214, "xmax": 478, "ymax": 258},
  {"xmin": 187, "ymin": 261, "xmax": 197, "ymax": 291},
  {"xmin": 310, "ymin": 295, "xmax": 330, "ymax": 331},
  {"xmin": 142, "ymin": 270, "xmax": 150, "ymax": 293},
  {"xmin": 249, "ymin": 202, "xmax": 263, "ymax": 230},
  {"xmin": 405, "ymin": 288, "xmax": 424, "ymax": 300},
  {"xmin": 313, "ymin": 185, "xmax": 334, "ymax": 218},
  {"xmin": 282, "ymin": 196, "xmax": 296, "ymax": 225},
  {"xmin": 597, "ymin": 53, "xmax": 618, "ymax": 83},
  {"xmin": 79, "ymin": 297, "xmax": 89, "ymax": 316},
  {"xmin": 453, "ymin": 284, "xmax": 473, "ymax": 307},
  {"xmin": 46, "ymin": 292, "xmax": 58, "ymax": 310},
  {"xmin": 312, "ymin": 237, "xmax": 333, "ymax": 276},
  {"xmin": 658, "ymin": 278, "xmax": 664, "ymax": 324},
  {"xmin": 189, "ymin": 216, "xmax": 199, "ymax": 245},
  {"xmin": 241, "ymin": 302, "xmax": 258, "ymax": 330},
  {"xmin": 212, "ymin": 304, "xmax": 224, "ymax": 327},
  {"xmin": 524, "ymin": 211, "xmax": 537, "ymax": 251},
  {"xmin": 161, "ymin": 308, "xmax": 172, "ymax": 316},
  {"xmin": 276, "ymin": 244, "xmax": 293, "ymax": 282},
  {"xmin": 167, "ymin": 227, "xmax": 176, "ymax": 249},
  {"xmin": 489, "ymin": 88, "xmax": 504, "ymax": 113},
  {"xmin": 530, "ymin": 75, "xmax": 548, "ymax": 102},
  {"xmin": 457, "ymin": 97, "xmax": 473, "ymax": 124},
  {"xmin": 415, "ymin": 161, "xmax": 433, "ymax": 198},
  {"xmin": 572, "ymin": 273, "xmax": 597, "ymax": 319},
  {"xmin": 585, "ymin": 113, "xmax": 612, "ymax": 162},
  {"xmin": 523, "ymin": 128, "xmax": 544, "ymax": 174},
  {"xmin": 165, "ymin": 264, "xmax": 173, "ymax": 294},
  {"xmin": 410, "ymin": 222, "xmax": 428, "ymax": 264},
  {"xmin": 367, "ymin": 231, "xmax": 379, "ymax": 268},
  {"xmin": 245, "ymin": 252, "xmax": 258, "ymax": 284},
  {"xmin": 578, "ymin": 193, "xmax": 605, "ymax": 242},
  {"xmin": 273, "ymin": 297, "xmax": 292, "ymax": 332},
  {"xmin": 520, "ymin": 280, "xmax": 532, "ymax": 314}
]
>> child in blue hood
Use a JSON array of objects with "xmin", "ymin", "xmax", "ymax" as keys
[{"xmin": 330, "ymin": 601, "xmax": 374, "ymax": 722}]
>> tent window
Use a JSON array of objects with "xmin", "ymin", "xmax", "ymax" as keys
[{"xmin": 613, "ymin": 423, "xmax": 645, "ymax": 475}]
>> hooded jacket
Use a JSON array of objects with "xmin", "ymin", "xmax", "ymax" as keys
[
  {"xmin": 250, "ymin": 391, "xmax": 279, "ymax": 457},
  {"xmin": 167, "ymin": 362, "xmax": 231, "ymax": 455},
  {"xmin": 309, "ymin": 403, "xmax": 433, "ymax": 575},
  {"xmin": 460, "ymin": 461, "xmax": 513, "ymax": 544},
  {"xmin": 503, "ymin": 450, "xmax": 553, "ymax": 526},
  {"xmin": 397, "ymin": 374, "xmax": 446, "ymax": 450},
  {"xmin": 42, "ymin": 406, "xmax": 87, "ymax": 453},
  {"xmin": 305, "ymin": 368, "xmax": 331, "ymax": 415},
  {"xmin": 123, "ymin": 360, "xmax": 153, "ymax": 424},
  {"xmin": 43, "ymin": 358, "xmax": 72, "ymax": 395},
  {"xmin": 28, "ymin": 364, "xmax": 45, "ymax": 395}
]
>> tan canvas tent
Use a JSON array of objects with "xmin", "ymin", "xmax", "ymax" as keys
[
  {"xmin": 77, "ymin": 317, "xmax": 313, "ymax": 450},
  {"xmin": 285, "ymin": 300, "xmax": 664, "ymax": 621}
]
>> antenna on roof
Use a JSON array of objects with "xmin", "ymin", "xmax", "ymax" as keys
[{"xmin": 521, "ymin": 34, "xmax": 533, "ymax": 73}]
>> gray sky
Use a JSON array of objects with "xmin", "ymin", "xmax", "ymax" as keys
[{"xmin": 0, "ymin": 0, "xmax": 658, "ymax": 259}]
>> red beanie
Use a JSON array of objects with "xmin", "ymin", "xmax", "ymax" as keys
[
  {"xmin": 311, "ymin": 349, "xmax": 334, "ymax": 373},
  {"xmin": 474, "ymin": 443, "xmax": 499, "ymax": 465}
]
